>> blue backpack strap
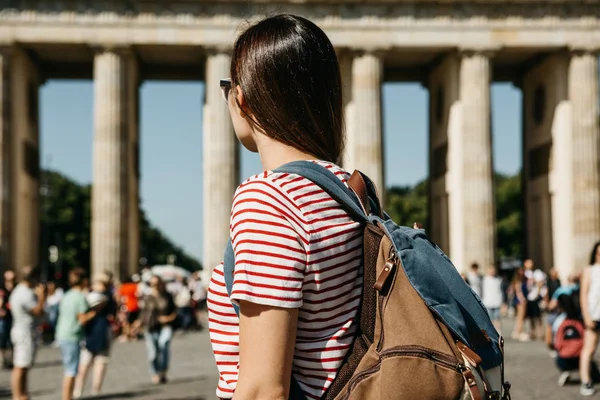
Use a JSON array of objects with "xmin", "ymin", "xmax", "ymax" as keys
[{"xmin": 274, "ymin": 161, "xmax": 368, "ymax": 223}]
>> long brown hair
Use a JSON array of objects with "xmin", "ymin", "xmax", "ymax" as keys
[{"xmin": 231, "ymin": 14, "xmax": 344, "ymax": 163}]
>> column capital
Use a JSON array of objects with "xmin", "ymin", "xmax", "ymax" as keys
[
  {"xmin": 457, "ymin": 46, "xmax": 501, "ymax": 59},
  {"xmin": 89, "ymin": 44, "xmax": 137, "ymax": 57},
  {"xmin": 205, "ymin": 46, "xmax": 233, "ymax": 57},
  {"xmin": 569, "ymin": 45, "xmax": 600, "ymax": 57}
]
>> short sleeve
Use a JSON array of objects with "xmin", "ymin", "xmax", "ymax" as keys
[
  {"xmin": 22, "ymin": 291, "xmax": 37, "ymax": 313},
  {"xmin": 230, "ymin": 178, "xmax": 307, "ymax": 309}
]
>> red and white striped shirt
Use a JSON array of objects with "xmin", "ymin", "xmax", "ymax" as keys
[{"xmin": 208, "ymin": 161, "xmax": 363, "ymax": 399}]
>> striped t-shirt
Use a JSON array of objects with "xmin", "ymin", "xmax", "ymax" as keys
[{"xmin": 208, "ymin": 161, "xmax": 363, "ymax": 399}]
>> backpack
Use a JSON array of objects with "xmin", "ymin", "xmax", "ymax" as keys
[
  {"xmin": 223, "ymin": 161, "xmax": 511, "ymax": 400},
  {"xmin": 554, "ymin": 318, "xmax": 584, "ymax": 359},
  {"xmin": 85, "ymin": 315, "xmax": 110, "ymax": 353}
]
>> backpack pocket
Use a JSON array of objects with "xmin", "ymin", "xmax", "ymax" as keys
[{"xmin": 341, "ymin": 345, "xmax": 464, "ymax": 400}]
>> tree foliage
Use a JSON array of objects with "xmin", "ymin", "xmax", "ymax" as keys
[
  {"xmin": 385, "ymin": 172, "xmax": 523, "ymax": 259},
  {"xmin": 40, "ymin": 170, "xmax": 202, "ymax": 275}
]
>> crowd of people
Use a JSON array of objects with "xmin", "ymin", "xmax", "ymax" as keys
[
  {"xmin": 0, "ymin": 265, "xmax": 207, "ymax": 400},
  {"xmin": 461, "ymin": 247, "xmax": 600, "ymax": 397}
]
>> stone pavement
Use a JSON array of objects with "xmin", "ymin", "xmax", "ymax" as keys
[{"xmin": 0, "ymin": 319, "xmax": 589, "ymax": 399}]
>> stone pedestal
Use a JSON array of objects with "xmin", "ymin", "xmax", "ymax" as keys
[
  {"xmin": 92, "ymin": 49, "xmax": 139, "ymax": 280},
  {"xmin": 459, "ymin": 52, "xmax": 495, "ymax": 270},
  {"xmin": 0, "ymin": 48, "xmax": 40, "ymax": 275},
  {"xmin": 202, "ymin": 52, "xmax": 238, "ymax": 285},
  {"xmin": 346, "ymin": 52, "xmax": 384, "ymax": 197},
  {"xmin": 569, "ymin": 51, "xmax": 600, "ymax": 269}
]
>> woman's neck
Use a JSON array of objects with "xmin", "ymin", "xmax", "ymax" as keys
[{"xmin": 254, "ymin": 131, "xmax": 317, "ymax": 171}]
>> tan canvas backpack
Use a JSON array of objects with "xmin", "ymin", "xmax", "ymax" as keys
[{"xmin": 224, "ymin": 162, "xmax": 511, "ymax": 400}]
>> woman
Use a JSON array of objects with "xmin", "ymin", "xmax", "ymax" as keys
[
  {"xmin": 207, "ymin": 14, "xmax": 363, "ymax": 399},
  {"xmin": 511, "ymin": 267, "xmax": 529, "ymax": 341},
  {"xmin": 73, "ymin": 273, "xmax": 117, "ymax": 398},
  {"xmin": 55, "ymin": 268, "xmax": 98, "ymax": 400},
  {"xmin": 579, "ymin": 241, "xmax": 600, "ymax": 396},
  {"xmin": 482, "ymin": 265, "xmax": 503, "ymax": 333},
  {"xmin": 137, "ymin": 275, "xmax": 176, "ymax": 384}
]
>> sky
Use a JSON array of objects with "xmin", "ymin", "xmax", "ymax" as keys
[{"xmin": 39, "ymin": 80, "xmax": 522, "ymax": 263}]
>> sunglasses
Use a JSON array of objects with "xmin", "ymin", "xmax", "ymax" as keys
[{"xmin": 220, "ymin": 78, "xmax": 232, "ymax": 103}]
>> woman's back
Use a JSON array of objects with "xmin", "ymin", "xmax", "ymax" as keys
[{"xmin": 208, "ymin": 161, "xmax": 363, "ymax": 399}]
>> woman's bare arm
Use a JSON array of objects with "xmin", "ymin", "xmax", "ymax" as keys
[
  {"xmin": 234, "ymin": 301, "xmax": 298, "ymax": 400},
  {"xmin": 581, "ymin": 268, "xmax": 593, "ymax": 328}
]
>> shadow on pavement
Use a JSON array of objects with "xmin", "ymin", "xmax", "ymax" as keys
[
  {"xmin": 162, "ymin": 375, "xmax": 207, "ymax": 385},
  {"xmin": 33, "ymin": 359, "xmax": 63, "ymax": 368},
  {"xmin": 164, "ymin": 397, "xmax": 206, "ymax": 400},
  {"xmin": 81, "ymin": 389, "xmax": 156, "ymax": 399},
  {"xmin": 0, "ymin": 388, "xmax": 55, "ymax": 398}
]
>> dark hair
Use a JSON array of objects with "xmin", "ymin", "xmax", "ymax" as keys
[
  {"xmin": 590, "ymin": 241, "xmax": 600, "ymax": 266},
  {"xmin": 557, "ymin": 291, "xmax": 581, "ymax": 319},
  {"xmin": 470, "ymin": 262, "xmax": 479, "ymax": 271},
  {"xmin": 69, "ymin": 267, "xmax": 87, "ymax": 287},
  {"xmin": 231, "ymin": 14, "xmax": 344, "ymax": 163},
  {"xmin": 20, "ymin": 266, "xmax": 40, "ymax": 283}
]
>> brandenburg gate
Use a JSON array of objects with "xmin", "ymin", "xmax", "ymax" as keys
[{"xmin": 0, "ymin": 1, "xmax": 598, "ymax": 282}]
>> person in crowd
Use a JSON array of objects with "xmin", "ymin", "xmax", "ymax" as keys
[
  {"xmin": 547, "ymin": 268, "xmax": 562, "ymax": 302},
  {"xmin": 545, "ymin": 268, "xmax": 563, "ymax": 352},
  {"xmin": 579, "ymin": 241, "xmax": 600, "ymax": 396},
  {"xmin": 9, "ymin": 266, "xmax": 47, "ymax": 400},
  {"xmin": 553, "ymin": 289, "xmax": 596, "ymax": 387},
  {"xmin": 467, "ymin": 262, "xmax": 483, "ymax": 297},
  {"xmin": 117, "ymin": 276, "xmax": 140, "ymax": 341},
  {"xmin": 207, "ymin": 14, "xmax": 365, "ymax": 398},
  {"xmin": 73, "ymin": 273, "xmax": 116, "ymax": 399},
  {"xmin": 531, "ymin": 268, "xmax": 547, "ymax": 340},
  {"xmin": 0, "ymin": 269, "xmax": 15, "ymax": 369},
  {"xmin": 512, "ymin": 268, "xmax": 529, "ymax": 341},
  {"xmin": 45, "ymin": 281, "xmax": 64, "ymax": 334},
  {"xmin": 482, "ymin": 265, "xmax": 504, "ymax": 333},
  {"xmin": 136, "ymin": 275, "xmax": 176, "ymax": 384},
  {"xmin": 166, "ymin": 275, "xmax": 185, "ymax": 300},
  {"xmin": 175, "ymin": 277, "xmax": 193, "ymax": 331},
  {"xmin": 55, "ymin": 268, "xmax": 99, "ymax": 400},
  {"xmin": 523, "ymin": 259, "xmax": 544, "ymax": 340}
]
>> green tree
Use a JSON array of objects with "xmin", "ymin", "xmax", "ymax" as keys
[
  {"xmin": 40, "ymin": 170, "xmax": 202, "ymax": 276},
  {"xmin": 385, "ymin": 180, "xmax": 428, "ymax": 228},
  {"xmin": 495, "ymin": 172, "xmax": 523, "ymax": 259}
]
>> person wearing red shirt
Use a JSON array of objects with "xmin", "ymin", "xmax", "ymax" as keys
[{"xmin": 118, "ymin": 277, "xmax": 140, "ymax": 341}]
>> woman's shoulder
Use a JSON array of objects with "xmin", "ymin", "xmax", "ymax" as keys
[{"xmin": 235, "ymin": 161, "xmax": 349, "ymax": 202}]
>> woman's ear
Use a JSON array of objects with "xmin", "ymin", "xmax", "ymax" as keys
[{"xmin": 235, "ymin": 85, "xmax": 250, "ymax": 118}]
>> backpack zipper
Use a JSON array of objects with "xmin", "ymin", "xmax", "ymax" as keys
[{"xmin": 342, "ymin": 345, "xmax": 464, "ymax": 399}]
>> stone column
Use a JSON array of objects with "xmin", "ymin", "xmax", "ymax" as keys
[
  {"xmin": 428, "ymin": 55, "xmax": 460, "ymax": 260},
  {"xmin": 0, "ymin": 49, "xmax": 11, "ymax": 272},
  {"xmin": 92, "ymin": 48, "xmax": 137, "ymax": 280},
  {"xmin": 127, "ymin": 58, "xmax": 140, "ymax": 277},
  {"xmin": 339, "ymin": 52, "xmax": 354, "ymax": 168},
  {"xmin": 569, "ymin": 51, "xmax": 600, "ymax": 269},
  {"xmin": 347, "ymin": 52, "xmax": 384, "ymax": 197},
  {"xmin": 2, "ymin": 48, "xmax": 40, "ymax": 275},
  {"xmin": 522, "ymin": 54, "xmax": 569, "ymax": 276},
  {"xmin": 459, "ymin": 52, "xmax": 495, "ymax": 269},
  {"xmin": 202, "ymin": 51, "xmax": 238, "ymax": 285}
]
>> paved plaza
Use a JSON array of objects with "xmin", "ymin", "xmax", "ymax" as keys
[{"xmin": 0, "ymin": 319, "xmax": 587, "ymax": 399}]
